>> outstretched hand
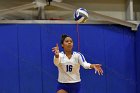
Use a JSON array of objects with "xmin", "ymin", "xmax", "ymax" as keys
[
  {"xmin": 52, "ymin": 44, "xmax": 59, "ymax": 58},
  {"xmin": 93, "ymin": 64, "xmax": 103, "ymax": 75}
]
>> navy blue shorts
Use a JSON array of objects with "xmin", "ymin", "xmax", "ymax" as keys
[{"xmin": 56, "ymin": 82, "xmax": 81, "ymax": 93}]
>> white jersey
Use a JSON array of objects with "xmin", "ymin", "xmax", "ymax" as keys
[{"xmin": 54, "ymin": 51, "xmax": 91, "ymax": 83}]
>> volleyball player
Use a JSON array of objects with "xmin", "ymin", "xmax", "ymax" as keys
[{"xmin": 52, "ymin": 34, "xmax": 103, "ymax": 93}]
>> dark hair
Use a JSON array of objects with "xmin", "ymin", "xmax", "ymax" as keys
[{"xmin": 61, "ymin": 34, "xmax": 70, "ymax": 44}]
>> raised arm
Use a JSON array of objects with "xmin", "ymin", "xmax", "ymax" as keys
[{"xmin": 52, "ymin": 44, "xmax": 60, "ymax": 66}]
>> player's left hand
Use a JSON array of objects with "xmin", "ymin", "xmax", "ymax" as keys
[{"xmin": 93, "ymin": 64, "xmax": 103, "ymax": 75}]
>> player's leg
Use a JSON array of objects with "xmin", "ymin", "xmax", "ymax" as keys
[{"xmin": 57, "ymin": 89, "xmax": 68, "ymax": 93}]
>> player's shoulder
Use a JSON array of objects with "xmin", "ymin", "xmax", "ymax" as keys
[
  {"xmin": 73, "ymin": 51, "xmax": 78, "ymax": 55},
  {"xmin": 73, "ymin": 51, "xmax": 83, "ymax": 56}
]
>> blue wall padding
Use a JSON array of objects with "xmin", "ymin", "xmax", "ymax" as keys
[
  {"xmin": 135, "ymin": 25, "xmax": 140, "ymax": 93},
  {"xmin": 0, "ymin": 25, "xmax": 19, "ymax": 93},
  {"xmin": 103, "ymin": 25, "xmax": 136, "ymax": 93},
  {"xmin": 17, "ymin": 24, "xmax": 42, "ymax": 93},
  {"xmin": 0, "ymin": 24, "xmax": 137, "ymax": 93}
]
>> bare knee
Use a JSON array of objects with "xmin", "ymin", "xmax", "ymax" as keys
[{"xmin": 57, "ymin": 89, "xmax": 68, "ymax": 93}]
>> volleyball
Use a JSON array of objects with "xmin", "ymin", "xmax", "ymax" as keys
[{"xmin": 74, "ymin": 8, "xmax": 89, "ymax": 23}]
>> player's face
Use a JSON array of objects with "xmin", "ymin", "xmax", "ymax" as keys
[{"xmin": 62, "ymin": 37, "xmax": 73, "ymax": 52}]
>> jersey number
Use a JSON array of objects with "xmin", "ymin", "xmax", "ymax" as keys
[{"xmin": 66, "ymin": 65, "xmax": 73, "ymax": 72}]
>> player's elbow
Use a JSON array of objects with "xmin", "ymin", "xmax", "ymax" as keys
[{"xmin": 54, "ymin": 61, "xmax": 59, "ymax": 66}]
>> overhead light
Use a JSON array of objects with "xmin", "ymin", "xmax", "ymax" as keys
[{"xmin": 53, "ymin": 0, "xmax": 62, "ymax": 2}]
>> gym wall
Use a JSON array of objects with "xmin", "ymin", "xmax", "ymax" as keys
[{"xmin": 0, "ymin": 24, "xmax": 137, "ymax": 93}]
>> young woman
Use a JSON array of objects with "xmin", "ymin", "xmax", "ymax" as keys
[{"xmin": 52, "ymin": 34, "xmax": 103, "ymax": 93}]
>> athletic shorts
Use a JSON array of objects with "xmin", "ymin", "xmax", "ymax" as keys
[{"xmin": 56, "ymin": 82, "xmax": 81, "ymax": 93}]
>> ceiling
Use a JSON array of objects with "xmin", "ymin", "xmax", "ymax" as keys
[
  {"xmin": 0, "ymin": 0, "xmax": 140, "ymax": 20},
  {"xmin": 0, "ymin": 0, "xmax": 131, "ymax": 9}
]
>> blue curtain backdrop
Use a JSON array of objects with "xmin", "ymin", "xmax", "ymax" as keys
[{"xmin": 0, "ymin": 24, "xmax": 138, "ymax": 93}]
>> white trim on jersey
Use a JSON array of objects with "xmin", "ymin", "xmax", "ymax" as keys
[{"xmin": 54, "ymin": 51, "xmax": 91, "ymax": 83}]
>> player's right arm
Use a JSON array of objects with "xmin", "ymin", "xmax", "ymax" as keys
[{"xmin": 52, "ymin": 44, "xmax": 60, "ymax": 66}]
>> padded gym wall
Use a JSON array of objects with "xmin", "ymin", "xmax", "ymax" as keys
[
  {"xmin": 0, "ymin": 24, "xmax": 136, "ymax": 93},
  {"xmin": 135, "ymin": 25, "xmax": 140, "ymax": 93},
  {"xmin": 0, "ymin": 24, "xmax": 19, "ymax": 93}
]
